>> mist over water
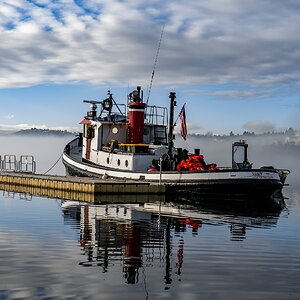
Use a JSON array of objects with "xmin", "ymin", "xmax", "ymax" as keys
[{"xmin": 0, "ymin": 135, "xmax": 75, "ymax": 175}]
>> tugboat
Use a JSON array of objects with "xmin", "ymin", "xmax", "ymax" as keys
[{"xmin": 62, "ymin": 86, "xmax": 290, "ymax": 199}]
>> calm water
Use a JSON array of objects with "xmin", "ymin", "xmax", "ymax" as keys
[
  {"xmin": 0, "ymin": 183, "xmax": 300, "ymax": 300},
  {"xmin": 0, "ymin": 136, "xmax": 300, "ymax": 299}
]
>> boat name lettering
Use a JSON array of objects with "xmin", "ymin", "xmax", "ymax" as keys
[{"xmin": 251, "ymin": 172, "xmax": 271, "ymax": 179}]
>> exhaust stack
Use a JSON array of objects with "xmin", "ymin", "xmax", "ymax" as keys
[{"xmin": 127, "ymin": 87, "xmax": 146, "ymax": 144}]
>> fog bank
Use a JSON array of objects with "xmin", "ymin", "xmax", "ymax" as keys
[
  {"xmin": 175, "ymin": 134, "xmax": 300, "ymax": 173},
  {"xmin": 0, "ymin": 135, "xmax": 75, "ymax": 175},
  {"xmin": 0, "ymin": 134, "xmax": 298, "ymax": 185}
]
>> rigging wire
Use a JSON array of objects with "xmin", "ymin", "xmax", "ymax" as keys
[{"xmin": 146, "ymin": 24, "xmax": 165, "ymax": 106}]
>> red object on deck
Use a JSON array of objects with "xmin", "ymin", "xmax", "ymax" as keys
[
  {"xmin": 177, "ymin": 155, "xmax": 219, "ymax": 172},
  {"xmin": 127, "ymin": 102, "xmax": 146, "ymax": 144}
]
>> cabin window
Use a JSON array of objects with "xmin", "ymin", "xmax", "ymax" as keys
[
  {"xmin": 125, "ymin": 160, "xmax": 128, "ymax": 167},
  {"xmin": 107, "ymin": 157, "xmax": 109, "ymax": 164},
  {"xmin": 117, "ymin": 159, "xmax": 120, "ymax": 166},
  {"xmin": 86, "ymin": 126, "xmax": 95, "ymax": 139}
]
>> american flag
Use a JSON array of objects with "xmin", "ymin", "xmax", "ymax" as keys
[{"xmin": 179, "ymin": 104, "xmax": 187, "ymax": 140}]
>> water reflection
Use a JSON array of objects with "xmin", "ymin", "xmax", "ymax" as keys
[
  {"xmin": 2, "ymin": 190, "xmax": 32, "ymax": 201},
  {"xmin": 62, "ymin": 197, "xmax": 283, "ymax": 286},
  {"xmin": 1, "ymin": 189, "xmax": 299, "ymax": 300}
]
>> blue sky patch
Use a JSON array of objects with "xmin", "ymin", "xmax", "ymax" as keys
[
  {"xmin": 74, "ymin": 0, "xmax": 102, "ymax": 19},
  {"xmin": 4, "ymin": 22, "xmax": 16, "ymax": 30},
  {"xmin": 25, "ymin": 0, "xmax": 47, "ymax": 9}
]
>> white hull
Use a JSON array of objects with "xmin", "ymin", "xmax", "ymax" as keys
[{"xmin": 63, "ymin": 151, "xmax": 281, "ymax": 184}]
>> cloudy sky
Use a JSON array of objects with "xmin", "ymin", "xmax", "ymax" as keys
[{"xmin": 1, "ymin": 0, "xmax": 300, "ymax": 135}]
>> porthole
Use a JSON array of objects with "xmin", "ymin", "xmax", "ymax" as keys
[
  {"xmin": 112, "ymin": 127, "xmax": 118, "ymax": 134},
  {"xmin": 125, "ymin": 160, "xmax": 128, "ymax": 167},
  {"xmin": 107, "ymin": 157, "xmax": 109, "ymax": 164},
  {"xmin": 117, "ymin": 159, "xmax": 120, "ymax": 166}
]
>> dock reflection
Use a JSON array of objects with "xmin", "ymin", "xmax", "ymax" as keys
[{"xmin": 61, "ymin": 196, "xmax": 284, "ymax": 286}]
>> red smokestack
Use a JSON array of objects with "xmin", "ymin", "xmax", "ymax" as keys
[
  {"xmin": 127, "ymin": 87, "xmax": 145, "ymax": 144},
  {"xmin": 128, "ymin": 102, "xmax": 145, "ymax": 144}
]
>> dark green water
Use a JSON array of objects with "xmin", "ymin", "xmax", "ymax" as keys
[{"xmin": 0, "ymin": 182, "xmax": 300, "ymax": 300}]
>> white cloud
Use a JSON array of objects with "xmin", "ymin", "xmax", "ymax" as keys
[
  {"xmin": 174, "ymin": 122, "xmax": 202, "ymax": 134},
  {"xmin": 0, "ymin": 0, "xmax": 299, "ymax": 98},
  {"xmin": 189, "ymin": 89, "xmax": 271, "ymax": 99},
  {"xmin": 5, "ymin": 113, "xmax": 14, "ymax": 120}
]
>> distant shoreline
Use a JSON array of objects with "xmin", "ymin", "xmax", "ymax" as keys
[{"xmin": 0, "ymin": 128, "xmax": 77, "ymax": 137}]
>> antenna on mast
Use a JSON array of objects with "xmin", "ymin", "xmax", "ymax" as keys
[{"xmin": 146, "ymin": 24, "xmax": 165, "ymax": 106}]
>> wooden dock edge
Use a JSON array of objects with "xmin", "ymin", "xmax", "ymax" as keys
[{"xmin": 0, "ymin": 171, "xmax": 166, "ymax": 202}]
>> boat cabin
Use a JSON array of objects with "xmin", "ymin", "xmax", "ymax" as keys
[
  {"xmin": 232, "ymin": 140, "xmax": 252, "ymax": 170},
  {"xmin": 80, "ymin": 88, "xmax": 169, "ymax": 171}
]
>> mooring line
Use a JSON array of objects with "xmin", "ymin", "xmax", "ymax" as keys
[{"xmin": 43, "ymin": 152, "xmax": 63, "ymax": 175}]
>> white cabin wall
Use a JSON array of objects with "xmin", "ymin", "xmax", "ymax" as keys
[
  {"xmin": 101, "ymin": 123, "xmax": 127, "ymax": 146},
  {"xmin": 98, "ymin": 151, "xmax": 134, "ymax": 170},
  {"xmin": 88, "ymin": 124, "xmax": 100, "ymax": 164},
  {"xmin": 82, "ymin": 125, "xmax": 87, "ymax": 160},
  {"xmin": 90, "ymin": 132, "xmax": 98, "ymax": 154},
  {"xmin": 91, "ymin": 151, "xmax": 162, "ymax": 171},
  {"xmin": 82, "ymin": 138, "xmax": 86, "ymax": 159},
  {"xmin": 85, "ymin": 123, "xmax": 126, "ymax": 164}
]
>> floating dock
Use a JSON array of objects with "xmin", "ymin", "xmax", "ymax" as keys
[{"xmin": 0, "ymin": 171, "xmax": 166, "ymax": 203}]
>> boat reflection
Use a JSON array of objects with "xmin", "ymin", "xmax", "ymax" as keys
[{"xmin": 61, "ymin": 196, "xmax": 285, "ymax": 285}]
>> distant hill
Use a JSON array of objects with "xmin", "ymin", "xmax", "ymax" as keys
[{"xmin": 13, "ymin": 128, "xmax": 77, "ymax": 137}]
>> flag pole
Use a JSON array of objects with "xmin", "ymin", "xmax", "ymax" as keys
[{"xmin": 168, "ymin": 92, "xmax": 177, "ymax": 158}]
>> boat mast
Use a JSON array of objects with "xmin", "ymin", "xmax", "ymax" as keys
[{"xmin": 168, "ymin": 92, "xmax": 176, "ymax": 157}]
